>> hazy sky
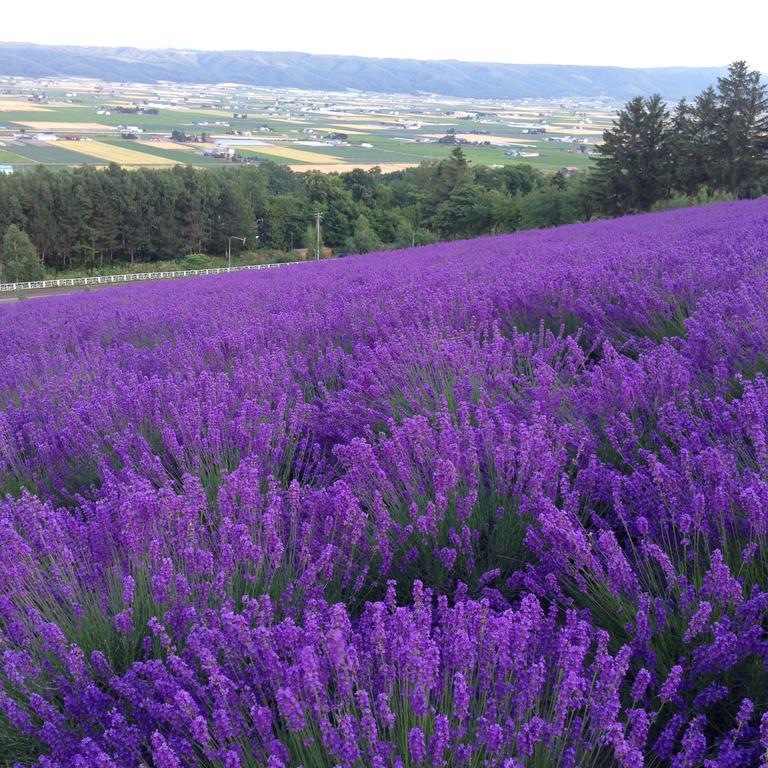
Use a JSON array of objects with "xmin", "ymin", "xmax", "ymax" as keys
[{"xmin": 3, "ymin": 0, "xmax": 767, "ymax": 71}]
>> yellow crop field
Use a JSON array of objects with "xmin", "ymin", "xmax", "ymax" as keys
[
  {"xmin": 263, "ymin": 118, "xmax": 310, "ymax": 125},
  {"xmin": 0, "ymin": 101, "xmax": 53, "ymax": 112},
  {"xmin": 327, "ymin": 123, "xmax": 390, "ymax": 131},
  {"xmin": 423, "ymin": 134, "xmax": 534, "ymax": 144},
  {"xmin": 545, "ymin": 127, "xmax": 603, "ymax": 136},
  {"xmin": 20, "ymin": 122, "xmax": 117, "ymax": 131},
  {"xmin": 250, "ymin": 145, "xmax": 341, "ymax": 163},
  {"xmin": 289, "ymin": 162, "xmax": 419, "ymax": 173},
  {"xmin": 137, "ymin": 140, "xmax": 196, "ymax": 151},
  {"xmin": 322, "ymin": 127, "xmax": 367, "ymax": 135},
  {"xmin": 321, "ymin": 113, "xmax": 402, "ymax": 123},
  {"xmin": 58, "ymin": 140, "xmax": 179, "ymax": 166}
]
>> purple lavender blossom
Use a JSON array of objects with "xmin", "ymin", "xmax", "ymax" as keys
[{"xmin": 0, "ymin": 200, "xmax": 767, "ymax": 766}]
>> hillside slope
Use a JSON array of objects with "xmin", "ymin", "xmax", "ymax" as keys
[{"xmin": 0, "ymin": 42, "xmax": 728, "ymax": 99}]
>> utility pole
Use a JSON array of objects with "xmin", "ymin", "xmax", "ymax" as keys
[
  {"xmin": 314, "ymin": 212, "xmax": 323, "ymax": 260},
  {"xmin": 227, "ymin": 235, "xmax": 246, "ymax": 270}
]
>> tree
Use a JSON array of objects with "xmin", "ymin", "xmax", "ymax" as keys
[
  {"xmin": 714, "ymin": 61, "xmax": 768, "ymax": 196},
  {"xmin": 594, "ymin": 94, "xmax": 672, "ymax": 214},
  {"xmin": 304, "ymin": 222, "xmax": 323, "ymax": 258},
  {"xmin": 433, "ymin": 147, "xmax": 470, "ymax": 199},
  {"xmin": 0, "ymin": 173, "xmax": 25, "ymax": 236},
  {"xmin": 432, "ymin": 184, "xmax": 493, "ymax": 239},
  {"xmin": 346, "ymin": 214, "xmax": 382, "ymax": 254},
  {"xmin": 518, "ymin": 188, "xmax": 567, "ymax": 229},
  {"xmin": 265, "ymin": 195, "xmax": 305, "ymax": 250},
  {"xmin": 2, "ymin": 225, "xmax": 43, "ymax": 282},
  {"xmin": 341, "ymin": 167, "xmax": 383, "ymax": 206},
  {"xmin": 679, "ymin": 88, "xmax": 723, "ymax": 196},
  {"xmin": 20, "ymin": 167, "xmax": 57, "ymax": 267},
  {"xmin": 487, "ymin": 190, "xmax": 522, "ymax": 233},
  {"xmin": 667, "ymin": 99, "xmax": 699, "ymax": 196}
]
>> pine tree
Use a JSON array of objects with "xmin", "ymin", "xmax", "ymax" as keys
[
  {"xmin": 688, "ymin": 87, "xmax": 722, "ymax": 194},
  {"xmin": 668, "ymin": 99, "xmax": 698, "ymax": 196},
  {"xmin": 435, "ymin": 147, "xmax": 470, "ymax": 197},
  {"xmin": 594, "ymin": 94, "xmax": 672, "ymax": 213},
  {"xmin": 639, "ymin": 94, "xmax": 672, "ymax": 208},
  {"xmin": 715, "ymin": 61, "xmax": 768, "ymax": 196}
]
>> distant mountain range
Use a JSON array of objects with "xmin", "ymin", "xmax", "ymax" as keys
[{"xmin": 0, "ymin": 43, "xmax": 731, "ymax": 101}]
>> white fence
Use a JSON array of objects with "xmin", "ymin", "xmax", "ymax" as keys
[{"xmin": 0, "ymin": 260, "xmax": 305, "ymax": 293}]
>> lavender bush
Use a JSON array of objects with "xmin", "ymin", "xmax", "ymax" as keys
[{"xmin": 1, "ymin": 199, "xmax": 768, "ymax": 767}]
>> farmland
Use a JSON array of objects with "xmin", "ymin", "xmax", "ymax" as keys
[
  {"xmin": 0, "ymin": 76, "xmax": 612, "ymax": 172},
  {"xmin": 0, "ymin": 148, "xmax": 29, "ymax": 164},
  {"xmin": 235, "ymin": 144, "xmax": 343, "ymax": 163},
  {"xmin": 1, "ymin": 199, "xmax": 768, "ymax": 766},
  {"xmin": 57, "ymin": 138, "xmax": 180, "ymax": 166}
]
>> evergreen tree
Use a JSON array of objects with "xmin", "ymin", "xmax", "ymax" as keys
[
  {"xmin": 594, "ymin": 94, "xmax": 672, "ymax": 213},
  {"xmin": 714, "ymin": 61, "xmax": 768, "ymax": 196},
  {"xmin": 21, "ymin": 167, "xmax": 57, "ymax": 268},
  {"xmin": 594, "ymin": 96, "xmax": 644, "ymax": 214},
  {"xmin": 434, "ymin": 147, "xmax": 470, "ymax": 198},
  {"xmin": 668, "ymin": 99, "xmax": 699, "ymax": 196},
  {"xmin": 688, "ymin": 87, "xmax": 722, "ymax": 195}
]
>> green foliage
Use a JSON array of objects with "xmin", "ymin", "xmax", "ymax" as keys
[
  {"xmin": 1, "ymin": 224, "xmax": 43, "ymax": 282},
  {"xmin": 179, "ymin": 252, "xmax": 215, "ymax": 270},
  {"xmin": 433, "ymin": 184, "xmax": 494, "ymax": 239},
  {"xmin": 345, "ymin": 213, "xmax": 382, "ymax": 254},
  {"xmin": 304, "ymin": 221, "xmax": 323, "ymax": 258}
]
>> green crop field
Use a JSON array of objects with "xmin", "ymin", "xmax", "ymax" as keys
[
  {"xmin": 231, "ymin": 147, "xmax": 295, "ymax": 165},
  {"xmin": 0, "ymin": 148, "xmax": 34, "ymax": 164},
  {"xmin": 99, "ymin": 138, "xmax": 232, "ymax": 166},
  {"xmin": 4, "ymin": 141, "xmax": 105, "ymax": 165}
]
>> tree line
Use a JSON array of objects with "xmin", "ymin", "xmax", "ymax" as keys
[
  {"xmin": 0, "ymin": 154, "xmax": 594, "ymax": 277},
  {"xmin": 594, "ymin": 61, "xmax": 768, "ymax": 213},
  {"xmin": 0, "ymin": 61, "xmax": 765, "ymax": 280}
]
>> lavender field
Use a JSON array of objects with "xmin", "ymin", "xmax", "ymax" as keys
[{"xmin": 2, "ymin": 200, "xmax": 768, "ymax": 768}]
